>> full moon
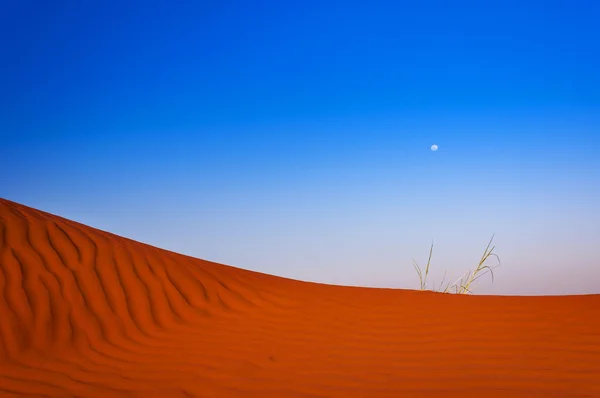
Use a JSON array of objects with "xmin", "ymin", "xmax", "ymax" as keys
[{"xmin": 431, "ymin": 144, "xmax": 438, "ymax": 151}]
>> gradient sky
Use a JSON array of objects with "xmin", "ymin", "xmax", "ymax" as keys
[{"xmin": 2, "ymin": 1, "xmax": 599, "ymax": 295}]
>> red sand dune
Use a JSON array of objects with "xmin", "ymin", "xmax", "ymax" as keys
[{"xmin": 0, "ymin": 198, "xmax": 599, "ymax": 398}]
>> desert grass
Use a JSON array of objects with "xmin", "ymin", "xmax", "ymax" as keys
[{"xmin": 412, "ymin": 234, "xmax": 500, "ymax": 294}]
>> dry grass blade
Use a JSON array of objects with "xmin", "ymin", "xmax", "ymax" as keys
[
  {"xmin": 458, "ymin": 234, "xmax": 499, "ymax": 294},
  {"xmin": 437, "ymin": 270, "xmax": 451, "ymax": 293},
  {"xmin": 412, "ymin": 258, "xmax": 424, "ymax": 290},
  {"xmin": 412, "ymin": 241, "xmax": 435, "ymax": 290},
  {"xmin": 424, "ymin": 242, "xmax": 433, "ymax": 289}
]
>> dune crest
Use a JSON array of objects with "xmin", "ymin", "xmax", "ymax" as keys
[{"xmin": 1, "ymin": 198, "xmax": 599, "ymax": 397}]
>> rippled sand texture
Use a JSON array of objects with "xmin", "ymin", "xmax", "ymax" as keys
[{"xmin": 1, "ymin": 198, "xmax": 599, "ymax": 397}]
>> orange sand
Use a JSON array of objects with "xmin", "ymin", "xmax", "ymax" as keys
[{"xmin": 0, "ymin": 198, "xmax": 599, "ymax": 397}]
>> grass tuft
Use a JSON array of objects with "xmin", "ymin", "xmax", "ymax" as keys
[{"xmin": 411, "ymin": 234, "xmax": 500, "ymax": 294}]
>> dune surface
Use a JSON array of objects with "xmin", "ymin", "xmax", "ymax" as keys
[{"xmin": 0, "ymin": 198, "xmax": 599, "ymax": 397}]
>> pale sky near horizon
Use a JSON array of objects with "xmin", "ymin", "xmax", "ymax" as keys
[{"xmin": 2, "ymin": 1, "xmax": 599, "ymax": 295}]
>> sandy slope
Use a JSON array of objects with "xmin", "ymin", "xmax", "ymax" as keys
[{"xmin": 0, "ymin": 198, "xmax": 599, "ymax": 398}]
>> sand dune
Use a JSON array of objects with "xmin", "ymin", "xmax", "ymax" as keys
[{"xmin": 0, "ymin": 198, "xmax": 599, "ymax": 397}]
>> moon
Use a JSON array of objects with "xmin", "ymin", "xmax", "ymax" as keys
[{"xmin": 431, "ymin": 144, "xmax": 438, "ymax": 151}]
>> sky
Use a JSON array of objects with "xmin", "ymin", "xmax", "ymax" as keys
[{"xmin": 1, "ymin": 0, "xmax": 599, "ymax": 295}]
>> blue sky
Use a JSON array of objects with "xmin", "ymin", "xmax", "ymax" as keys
[{"xmin": 2, "ymin": 0, "xmax": 599, "ymax": 295}]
